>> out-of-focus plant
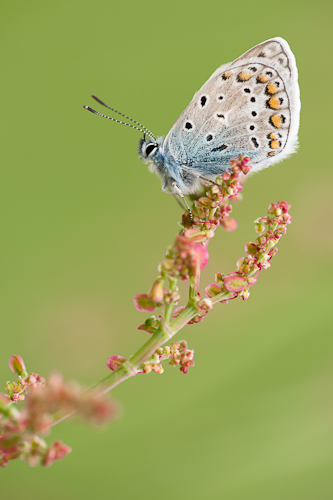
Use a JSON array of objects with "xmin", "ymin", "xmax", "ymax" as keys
[{"xmin": 0, "ymin": 156, "xmax": 292, "ymax": 467}]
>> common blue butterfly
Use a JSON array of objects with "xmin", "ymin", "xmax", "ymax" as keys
[{"xmin": 84, "ymin": 37, "xmax": 300, "ymax": 205}]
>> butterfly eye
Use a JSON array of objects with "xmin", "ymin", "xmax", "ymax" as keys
[{"xmin": 145, "ymin": 143, "xmax": 158, "ymax": 157}]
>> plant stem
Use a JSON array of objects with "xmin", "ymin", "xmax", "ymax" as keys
[
  {"xmin": 163, "ymin": 277, "xmax": 177, "ymax": 324},
  {"xmin": 51, "ymin": 302, "xmax": 199, "ymax": 426},
  {"xmin": 210, "ymin": 290, "xmax": 234, "ymax": 305}
]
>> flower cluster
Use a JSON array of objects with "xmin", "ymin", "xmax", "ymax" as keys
[
  {"xmin": 204, "ymin": 200, "xmax": 292, "ymax": 302},
  {"xmin": 5, "ymin": 356, "xmax": 45, "ymax": 404},
  {"xmin": 2, "ymin": 156, "xmax": 293, "ymax": 467},
  {"xmin": 123, "ymin": 158, "xmax": 292, "ymax": 383},
  {"xmin": 0, "ymin": 357, "xmax": 118, "ymax": 468},
  {"xmin": 188, "ymin": 156, "xmax": 251, "ymax": 229},
  {"xmin": 107, "ymin": 341, "xmax": 195, "ymax": 376},
  {"xmin": 141, "ymin": 340, "xmax": 195, "ymax": 375},
  {"xmin": 134, "ymin": 156, "xmax": 253, "ymax": 314}
]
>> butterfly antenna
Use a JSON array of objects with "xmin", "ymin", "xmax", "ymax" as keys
[
  {"xmin": 83, "ymin": 106, "xmax": 156, "ymax": 140},
  {"xmin": 90, "ymin": 94, "xmax": 157, "ymax": 143}
]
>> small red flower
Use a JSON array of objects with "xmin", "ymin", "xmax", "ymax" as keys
[
  {"xmin": 221, "ymin": 218, "xmax": 238, "ymax": 232},
  {"xmin": 106, "ymin": 356, "xmax": 126, "ymax": 371},
  {"xmin": 42, "ymin": 441, "xmax": 71, "ymax": 467}
]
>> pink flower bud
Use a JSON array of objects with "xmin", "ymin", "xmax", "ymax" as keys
[
  {"xmin": 106, "ymin": 356, "xmax": 126, "ymax": 371},
  {"xmin": 137, "ymin": 316, "xmax": 160, "ymax": 334},
  {"xmin": 221, "ymin": 218, "xmax": 238, "ymax": 232},
  {"xmin": 143, "ymin": 364, "xmax": 152, "ymax": 374},
  {"xmin": 204, "ymin": 283, "xmax": 222, "ymax": 298},
  {"xmin": 269, "ymin": 248, "xmax": 278, "ymax": 258},
  {"xmin": 148, "ymin": 280, "xmax": 165, "ymax": 303},
  {"xmin": 256, "ymin": 236, "xmax": 266, "ymax": 246},
  {"xmin": 187, "ymin": 350, "xmax": 195, "ymax": 360},
  {"xmin": 210, "ymin": 185, "xmax": 221, "ymax": 196},
  {"xmin": 245, "ymin": 243, "xmax": 258, "ymax": 256},
  {"xmin": 42, "ymin": 441, "xmax": 71, "ymax": 467},
  {"xmin": 205, "ymin": 230, "xmax": 215, "ymax": 240},
  {"xmin": 184, "ymin": 228, "xmax": 207, "ymax": 243},
  {"xmin": 8, "ymin": 355, "xmax": 27, "ymax": 377},
  {"xmin": 198, "ymin": 298, "xmax": 213, "ymax": 310},
  {"xmin": 255, "ymin": 223, "xmax": 266, "ymax": 234},
  {"xmin": 134, "ymin": 294, "xmax": 156, "ymax": 312},
  {"xmin": 241, "ymin": 290, "xmax": 251, "ymax": 300},
  {"xmin": 224, "ymin": 275, "xmax": 248, "ymax": 292},
  {"xmin": 172, "ymin": 306, "xmax": 185, "ymax": 318},
  {"xmin": 236, "ymin": 258, "xmax": 251, "ymax": 274},
  {"xmin": 215, "ymin": 272, "xmax": 225, "ymax": 283},
  {"xmin": 241, "ymin": 165, "xmax": 252, "ymax": 175},
  {"xmin": 229, "ymin": 193, "xmax": 243, "ymax": 203},
  {"xmin": 195, "ymin": 246, "xmax": 209, "ymax": 270},
  {"xmin": 278, "ymin": 200, "xmax": 291, "ymax": 213},
  {"xmin": 198, "ymin": 197, "xmax": 213, "ymax": 207},
  {"xmin": 189, "ymin": 313, "xmax": 207, "ymax": 323},
  {"xmin": 152, "ymin": 363, "xmax": 164, "ymax": 374},
  {"xmin": 182, "ymin": 212, "xmax": 192, "ymax": 226},
  {"xmin": 247, "ymin": 277, "xmax": 257, "ymax": 286}
]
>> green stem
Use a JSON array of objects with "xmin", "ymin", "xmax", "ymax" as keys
[
  {"xmin": 210, "ymin": 290, "xmax": 234, "ymax": 305},
  {"xmin": 169, "ymin": 302, "xmax": 198, "ymax": 332},
  {"xmin": 208, "ymin": 207, "xmax": 217, "ymax": 220},
  {"xmin": 51, "ymin": 302, "xmax": 199, "ymax": 426},
  {"xmin": 163, "ymin": 276, "xmax": 177, "ymax": 324},
  {"xmin": 0, "ymin": 400, "xmax": 20, "ymax": 419}
]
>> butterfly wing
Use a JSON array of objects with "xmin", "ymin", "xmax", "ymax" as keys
[{"xmin": 161, "ymin": 37, "xmax": 300, "ymax": 193}]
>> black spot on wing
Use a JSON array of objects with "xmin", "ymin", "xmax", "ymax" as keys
[
  {"xmin": 251, "ymin": 137, "xmax": 259, "ymax": 148},
  {"xmin": 211, "ymin": 144, "xmax": 228, "ymax": 152}
]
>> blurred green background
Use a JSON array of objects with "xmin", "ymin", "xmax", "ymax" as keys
[{"xmin": 1, "ymin": 0, "xmax": 332, "ymax": 498}]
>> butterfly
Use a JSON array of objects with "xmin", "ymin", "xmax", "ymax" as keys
[{"xmin": 84, "ymin": 37, "xmax": 300, "ymax": 208}]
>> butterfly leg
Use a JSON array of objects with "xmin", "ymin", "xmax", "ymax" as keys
[
  {"xmin": 179, "ymin": 166, "xmax": 220, "ymax": 187},
  {"xmin": 171, "ymin": 182, "xmax": 193, "ymax": 222},
  {"xmin": 161, "ymin": 180, "xmax": 193, "ymax": 221}
]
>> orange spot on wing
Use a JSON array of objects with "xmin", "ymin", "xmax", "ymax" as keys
[
  {"xmin": 268, "ymin": 133, "xmax": 276, "ymax": 139},
  {"xmin": 268, "ymin": 152, "xmax": 275, "ymax": 156},
  {"xmin": 222, "ymin": 71, "xmax": 232, "ymax": 80},
  {"xmin": 270, "ymin": 115, "xmax": 282, "ymax": 128},
  {"xmin": 270, "ymin": 140, "xmax": 280, "ymax": 149},
  {"xmin": 257, "ymin": 74, "xmax": 269, "ymax": 83},
  {"xmin": 268, "ymin": 96, "xmax": 279, "ymax": 109},
  {"xmin": 266, "ymin": 83, "xmax": 278, "ymax": 94},
  {"xmin": 238, "ymin": 71, "xmax": 251, "ymax": 81}
]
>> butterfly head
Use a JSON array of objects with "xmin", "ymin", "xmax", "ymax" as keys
[{"xmin": 138, "ymin": 136, "xmax": 160, "ymax": 162}]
